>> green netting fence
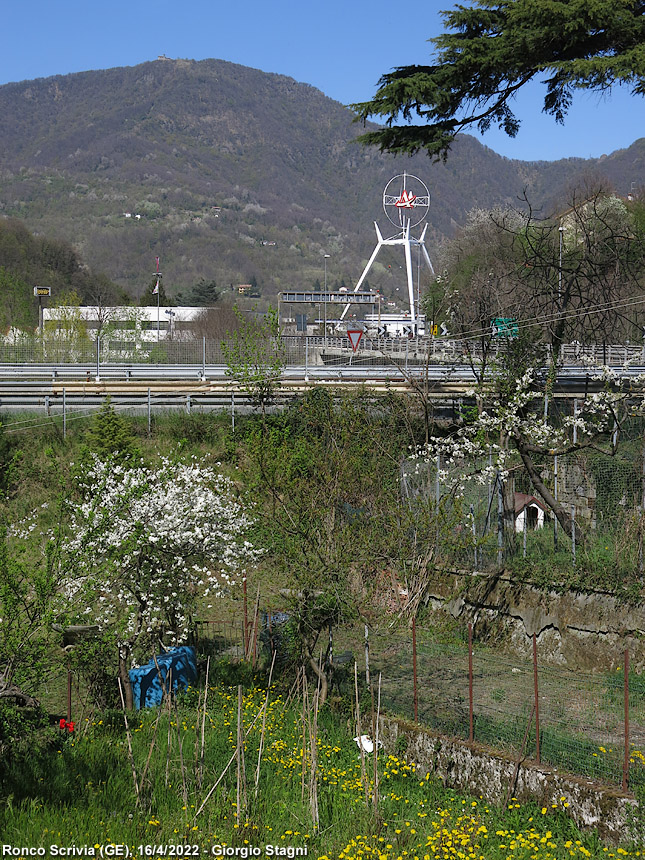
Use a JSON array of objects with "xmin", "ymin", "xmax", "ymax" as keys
[{"xmin": 334, "ymin": 623, "xmax": 645, "ymax": 791}]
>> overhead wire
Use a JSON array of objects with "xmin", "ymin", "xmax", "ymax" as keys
[{"xmin": 434, "ymin": 291, "xmax": 645, "ymax": 347}]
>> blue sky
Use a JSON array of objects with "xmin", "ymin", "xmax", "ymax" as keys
[{"xmin": 3, "ymin": 0, "xmax": 643, "ymax": 163}]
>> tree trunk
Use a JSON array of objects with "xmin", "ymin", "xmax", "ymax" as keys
[
  {"xmin": 514, "ymin": 434, "xmax": 574, "ymax": 539},
  {"xmin": 119, "ymin": 649, "xmax": 134, "ymax": 710},
  {"xmin": 0, "ymin": 683, "xmax": 40, "ymax": 708},
  {"xmin": 502, "ymin": 470, "xmax": 516, "ymax": 557},
  {"xmin": 307, "ymin": 656, "xmax": 328, "ymax": 707}
]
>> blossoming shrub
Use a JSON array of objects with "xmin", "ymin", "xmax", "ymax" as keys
[{"xmin": 62, "ymin": 455, "xmax": 260, "ymax": 680}]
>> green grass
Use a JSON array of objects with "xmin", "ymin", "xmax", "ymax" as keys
[
  {"xmin": 1, "ymin": 676, "xmax": 643, "ymax": 857},
  {"xmin": 507, "ymin": 522, "xmax": 642, "ymax": 600}
]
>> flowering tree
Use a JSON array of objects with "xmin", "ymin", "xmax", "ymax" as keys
[
  {"xmin": 62, "ymin": 455, "xmax": 259, "ymax": 707},
  {"xmin": 412, "ymin": 353, "xmax": 640, "ymax": 553}
]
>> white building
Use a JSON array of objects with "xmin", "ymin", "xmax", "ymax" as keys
[
  {"xmin": 363, "ymin": 313, "xmax": 426, "ymax": 337},
  {"xmin": 43, "ymin": 306, "xmax": 206, "ymax": 343}
]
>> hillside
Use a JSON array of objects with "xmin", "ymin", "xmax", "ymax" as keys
[
  {"xmin": 0, "ymin": 57, "xmax": 643, "ymax": 302},
  {"xmin": 0, "ymin": 218, "xmax": 127, "ymax": 332}
]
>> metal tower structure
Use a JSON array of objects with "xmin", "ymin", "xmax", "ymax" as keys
[{"xmin": 340, "ymin": 173, "xmax": 435, "ymax": 333}]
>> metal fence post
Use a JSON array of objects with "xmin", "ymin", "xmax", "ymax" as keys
[
  {"xmin": 641, "ymin": 439, "xmax": 645, "ymax": 578},
  {"xmin": 497, "ymin": 471, "xmax": 504, "ymax": 567},
  {"xmin": 412, "ymin": 616, "xmax": 418, "ymax": 723},
  {"xmin": 243, "ymin": 577, "xmax": 248, "ymax": 657},
  {"xmin": 470, "ymin": 503, "xmax": 477, "ymax": 569},
  {"xmin": 147, "ymin": 388, "xmax": 151, "ymax": 437},
  {"xmin": 67, "ymin": 661, "xmax": 72, "ymax": 724},
  {"xmin": 63, "ymin": 388, "xmax": 66, "ymax": 439},
  {"xmin": 468, "ymin": 622, "xmax": 474, "ymax": 744},
  {"xmin": 554, "ymin": 455, "xmax": 559, "ymax": 551},
  {"xmin": 533, "ymin": 633, "xmax": 541, "ymax": 764},
  {"xmin": 364, "ymin": 625, "xmax": 370, "ymax": 687},
  {"xmin": 435, "ymin": 452, "xmax": 441, "ymax": 547},
  {"xmin": 573, "ymin": 398, "xmax": 578, "ymax": 445},
  {"xmin": 624, "ymin": 649, "xmax": 630, "ymax": 792}
]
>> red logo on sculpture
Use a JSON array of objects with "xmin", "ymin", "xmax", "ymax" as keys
[{"xmin": 395, "ymin": 190, "xmax": 417, "ymax": 209}]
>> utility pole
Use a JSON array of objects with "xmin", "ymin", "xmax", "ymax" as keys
[{"xmin": 153, "ymin": 256, "xmax": 162, "ymax": 341}]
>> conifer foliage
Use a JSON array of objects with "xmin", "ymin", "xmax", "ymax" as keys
[{"xmin": 353, "ymin": 0, "xmax": 645, "ymax": 159}]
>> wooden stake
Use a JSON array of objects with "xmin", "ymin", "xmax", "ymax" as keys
[
  {"xmin": 173, "ymin": 693, "xmax": 189, "ymax": 812},
  {"xmin": 198, "ymin": 656, "xmax": 211, "ymax": 791},
  {"xmin": 195, "ymin": 706, "xmax": 264, "ymax": 820},
  {"xmin": 301, "ymin": 668, "xmax": 307, "ymax": 803},
  {"xmin": 309, "ymin": 684, "xmax": 320, "ymax": 828},
  {"xmin": 354, "ymin": 661, "xmax": 367, "ymax": 802},
  {"xmin": 374, "ymin": 673, "xmax": 382, "ymax": 815},
  {"xmin": 117, "ymin": 677, "xmax": 140, "ymax": 803},
  {"xmin": 236, "ymin": 684, "xmax": 247, "ymax": 822},
  {"xmin": 255, "ymin": 651, "xmax": 277, "ymax": 793}
]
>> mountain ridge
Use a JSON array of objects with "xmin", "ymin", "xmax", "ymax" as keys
[{"xmin": 0, "ymin": 57, "xmax": 642, "ymax": 300}]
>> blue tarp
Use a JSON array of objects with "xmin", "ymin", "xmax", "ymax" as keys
[{"xmin": 129, "ymin": 646, "xmax": 198, "ymax": 709}]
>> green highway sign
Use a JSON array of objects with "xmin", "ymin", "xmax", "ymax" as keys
[{"xmin": 491, "ymin": 317, "xmax": 518, "ymax": 338}]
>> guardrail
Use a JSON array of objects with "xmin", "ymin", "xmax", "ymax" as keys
[{"xmin": 0, "ymin": 335, "xmax": 643, "ymax": 369}]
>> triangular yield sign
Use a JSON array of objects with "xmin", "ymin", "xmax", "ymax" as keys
[{"xmin": 347, "ymin": 330, "xmax": 363, "ymax": 352}]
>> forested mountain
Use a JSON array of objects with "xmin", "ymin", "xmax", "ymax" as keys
[
  {"xmin": 0, "ymin": 218, "xmax": 127, "ymax": 332},
  {"xmin": 0, "ymin": 57, "xmax": 643, "ymax": 302}
]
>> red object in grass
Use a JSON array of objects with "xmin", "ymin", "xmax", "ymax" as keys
[{"xmin": 59, "ymin": 718, "xmax": 74, "ymax": 732}]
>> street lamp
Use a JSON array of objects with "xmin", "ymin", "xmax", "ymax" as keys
[
  {"xmin": 323, "ymin": 254, "xmax": 330, "ymax": 346},
  {"xmin": 153, "ymin": 256, "xmax": 162, "ymax": 342},
  {"xmin": 164, "ymin": 309, "xmax": 176, "ymax": 339}
]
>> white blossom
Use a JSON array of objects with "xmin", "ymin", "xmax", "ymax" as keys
[{"xmin": 60, "ymin": 454, "xmax": 260, "ymax": 655}]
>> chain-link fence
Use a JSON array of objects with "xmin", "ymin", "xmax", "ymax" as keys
[
  {"xmin": 337, "ymin": 623, "xmax": 645, "ymax": 791},
  {"xmin": 0, "ymin": 334, "xmax": 441, "ymax": 368},
  {"xmin": 186, "ymin": 602, "xmax": 645, "ymax": 791},
  {"xmin": 41, "ymin": 609, "xmax": 645, "ymax": 792}
]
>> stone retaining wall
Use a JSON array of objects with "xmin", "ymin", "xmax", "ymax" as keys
[
  {"xmin": 426, "ymin": 571, "xmax": 645, "ymax": 671},
  {"xmin": 380, "ymin": 716, "xmax": 637, "ymax": 844}
]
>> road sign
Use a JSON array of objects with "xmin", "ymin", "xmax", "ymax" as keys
[
  {"xmin": 491, "ymin": 317, "xmax": 518, "ymax": 338},
  {"xmin": 347, "ymin": 330, "xmax": 363, "ymax": 352},
  {"xmin": 33, "ymin": 286, "xmax": 51, "ymax": 297}
]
